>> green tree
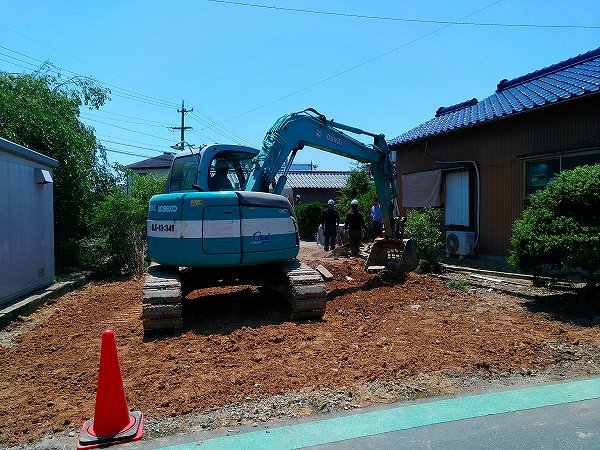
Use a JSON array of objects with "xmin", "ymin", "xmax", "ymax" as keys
[
  {"xmin": 509, "ymin": 164, "xmax": 600, "ymax": 306},
  {"xmin": 404, "ymin": 207, "xmax": 443, "ymax": 273},
  {"xmin": 82, "ymin": 169, "xmax": 166, "ymax": 275},
  {"xmin": 295, "ymin": 201, "xmax": 324, "ymax": 240},
  {"xmin": 0, "ymin": 67, "xmax": 110, "ymax": 269},
  {"xmin": 339, "ymin": 163, "xmax": 376, "ymax": 233}
]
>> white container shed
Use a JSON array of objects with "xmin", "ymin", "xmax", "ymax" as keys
[{"xmin": 0, "ymin": 137, "xmax": 58, "ymax": 306}]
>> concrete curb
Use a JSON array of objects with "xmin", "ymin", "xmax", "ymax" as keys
[{"xmin": 0, "ymin": 273, "xmax": 90, "ymax": 330}]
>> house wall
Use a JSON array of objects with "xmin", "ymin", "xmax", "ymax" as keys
[
  {"xmin": 0, "ymin": 149, "xmax": 56, "ymax": 305},
  {"xmin": 131, "ymin": 167, "xmax": 170, "ymax": 178},
  {"xmin": 292, "ymin": 188, "xmax": 343, "ymax": 206},
  {"xmin": 393, "ymin": 93, "xmax": 600, "ymax": 256}
]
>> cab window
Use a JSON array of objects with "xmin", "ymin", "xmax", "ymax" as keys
[{"xmin": 169, "ymin": 155, "xmax": 198, "ymax": 191}]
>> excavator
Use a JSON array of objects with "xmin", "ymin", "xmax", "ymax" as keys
[{"xmin": 143, "ymin": 109, "xmax": 418, "ymax": 332}]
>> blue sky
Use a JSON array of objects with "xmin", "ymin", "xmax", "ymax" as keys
[{"xmin": 1, "ymin": 1, "xmax": 599, "ymax": 170}]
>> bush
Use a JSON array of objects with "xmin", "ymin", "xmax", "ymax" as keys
[
  {"xmin": 295, "ymin": 201, "xmax": 324, "ymax": 240},
  {"xmin": 509, "ymin": 164, "xmax": 600, "ymax": 304},
  {"xmin": 81, "ymin": 170, "xmax": 166, "ymax": 275},
  {"xmin": 447, "ymin": 279, "xmax": 469, "ymax": 290},
  {"xmin": 404, "ymin": 207, "xmax": 443, "ymax": 273}
]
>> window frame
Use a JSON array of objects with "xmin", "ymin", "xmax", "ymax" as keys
[{"xmin": 523, "ymin": 149, "xmax": 600, "ymax": 198}]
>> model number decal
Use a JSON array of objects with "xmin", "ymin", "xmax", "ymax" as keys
[{"xmin": 151, "ymin": 223, "xmax": 175, "ymax": 233}]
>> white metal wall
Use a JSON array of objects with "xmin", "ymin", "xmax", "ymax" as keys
[
  {"xmin": 0, "ymin": 152, "xmax": 55, "ymax": 305},
  {"xmin": 445, "ymin": 171, "xmax": 470, "ymax": 226}
]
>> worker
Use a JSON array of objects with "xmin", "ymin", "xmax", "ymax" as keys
[
  {"xmin": 208, "ymin": 160, "xmax": 233, "ymax": 191},
  {"xmin": 344, "ymin": 199, "xmax": 365, "ymax": 256},
  {"xmin": 321, "ymin": 199, "xmax": 340, "ymax": 252},
  {"xmin": 370, "ymin": 196, "xmax": 383, "ymax": 240}
]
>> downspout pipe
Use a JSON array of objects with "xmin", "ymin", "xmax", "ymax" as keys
[{"xmin": 435, "ymin": 160, "xmax": 481, "ymax": 251}]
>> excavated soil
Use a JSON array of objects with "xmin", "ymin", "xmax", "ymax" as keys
[{"xmin": 1, "ymin": 243, "xmax": 599, "ymax": 447}]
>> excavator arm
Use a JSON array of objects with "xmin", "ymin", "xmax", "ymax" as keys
[{"xmin": 245, "ymin": 109, "xmax": 398, "ymax": 239}]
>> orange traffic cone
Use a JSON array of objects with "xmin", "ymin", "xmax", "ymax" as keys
[{"xmin": 77, "ymin": 330, "xmax": 143, "ymax": 449}]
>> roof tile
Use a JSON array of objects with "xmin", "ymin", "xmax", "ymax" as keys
[{"xmin": 389, "ymin": 47, "xmax": 600, "ymax": 145}]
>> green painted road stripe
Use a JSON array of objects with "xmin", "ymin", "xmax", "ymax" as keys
[{"xmin": 159, "ymin": 377, "xmax": 600, "ymax": 450}]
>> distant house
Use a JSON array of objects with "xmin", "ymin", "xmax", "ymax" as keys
[
  {"xmin": 389, "ymin": 47, "xmax": 600, "ymax": 258},
  {"xmin": 284, "ymin": 171, "xmax": 349, "ymax": 205},
  {"xmin": 127, "ymin": 152, "xmax": 174, "ymax": 177},
  {"xmin": 0, "ymin": 137, "xmax": 58, "ymax": 306}
]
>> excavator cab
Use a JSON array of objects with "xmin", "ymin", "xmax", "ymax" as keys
[{"xmin": 167, "ymin": 145, "xmax": 259, "ymax": 193}]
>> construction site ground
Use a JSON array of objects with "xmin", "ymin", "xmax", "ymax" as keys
[{"xmin": 1, "ymin": 242, "xmax": 599, "ymax": 449}]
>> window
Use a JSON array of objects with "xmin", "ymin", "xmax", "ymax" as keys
[
  {"xmin": 562, "ymin": 152, "xmax": 600, "ymax": 171},
  {"xmin": 169, "ymin": 155, "xmax": 198, "ymax": 191},
  {"xmin": 525, "ymin": 151, "xmax": 599, "ymax": 196},
  {"xmin": 526, "ymin": 159, "xmax": 559, "ymax": 196}
]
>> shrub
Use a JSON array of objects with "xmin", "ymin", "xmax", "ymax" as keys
[
  {"xmin": 295, "ymin": 201, "xmax": 324, "ymax": 240},
  {"xmin": 404, "ymin": 207, "xmax": 443, "ymax": 273},
  {"xmin": 81, "ymin": 170, "xmax": 166, "ymax": 275},
  {"xmin": 509, "ymin": 164, "xmax": 600, "ymax": 305},
  {"xmin": 447, "ymin": 279, "xmax": 469, "ymax": 290}
]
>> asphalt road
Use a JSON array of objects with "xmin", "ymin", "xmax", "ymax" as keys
[{"xmin": 120, "ymin": 377, "xmax": 600, "ymax": 450}]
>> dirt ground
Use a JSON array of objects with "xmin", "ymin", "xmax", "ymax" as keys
[{"xmin": 1, "ymin": 242, "xmax": 599, "ymax": 448}]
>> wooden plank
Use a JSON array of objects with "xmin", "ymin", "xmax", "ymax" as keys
[{"xmin": 315, "ymin": 265, "xmax": 333, "ymax": 281}]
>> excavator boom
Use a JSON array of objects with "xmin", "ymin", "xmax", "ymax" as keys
[{"xmin": 245, "ymin": 109, "xmax": 418, "ymax": 271}]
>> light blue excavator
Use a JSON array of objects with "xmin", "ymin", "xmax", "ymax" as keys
[{"xmin": 143, "ymin": 109, "xmax": 418, "ymax": 332}]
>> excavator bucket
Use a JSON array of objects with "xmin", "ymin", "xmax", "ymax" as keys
[{"xmin": 365, "ymin": 238, "xmax": 419, "ymax": 273}]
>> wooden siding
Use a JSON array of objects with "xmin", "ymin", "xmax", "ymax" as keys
[{"xmin": 393, "ymin": 93, "xmax": 600, "ymax": 256}]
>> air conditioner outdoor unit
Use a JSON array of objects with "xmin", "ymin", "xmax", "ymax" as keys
[{"xmin": 446, "ymin": 231, "xmax": 475, "ymax": 256}]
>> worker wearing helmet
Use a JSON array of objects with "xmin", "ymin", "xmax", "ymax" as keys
[
  {"xmin": 321, "ymin": 199, "xmax": 340, "ymax": 252},
  {"xmin": 344, "ymin": 199, "xmax": 365, "ymax": 256},
  {"xmin": 209, "ymin": 160, "xmax": 233, "ymax": 191},
  {"xmin": 370, "ymin": 196, "xmax": 383, "ymax": 240}
]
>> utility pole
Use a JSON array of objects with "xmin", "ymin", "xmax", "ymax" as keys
[{"xmin": 170, "ymin": 100, "xmax": 193, "ymax": 151}]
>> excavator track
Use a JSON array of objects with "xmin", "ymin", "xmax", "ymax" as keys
[
  {"xmin": 264, "ymin": 259, "xmax": 327, "ymax": 320},
  {"xmin": 141, "ymin": 259, "xmax": 326, "ymax": 333},
  {"xmin": 142, "ymin": 265, "xmax": 183, "ymax": 333}
]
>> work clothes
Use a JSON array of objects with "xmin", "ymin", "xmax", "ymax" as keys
[
  {"xmin": 344, "ymin": 207, "xmax": 365, "ymax": 256},
  {"xmin": 370, "ymin": 203, "xmax": 383, "ymax": 239},
  {"xmin": 209, "ymin": 171, "xmax": 233, "ymax": 191},
  {"xmin": 321, "ymin": 207, "xmax": 340, "ymax": 252}
]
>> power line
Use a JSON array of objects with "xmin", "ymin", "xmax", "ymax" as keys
[
  {"xmin": 222, "ymin": 0, "xmax": 504, "ymax": 122},
  {"xmin": 188, "ymin": 111, "xmax": 254, "ymax": 146},
  {"xmin": 209, "ymin": 0, "xmax": 600, "ymax": 29},
  {"xmin": 90, "ymin": 110, "xmax": 174, "ymax": 125},
  {"xmin": 190, "ymin": 129, "xmax": 217, "ymax": 144},
  {"xmin": 83, "ymin": 117, "xmax": 174, "ymax": 142},
  {"xmin": 190, "ymin": 111, "xmax": 255, "ymax": 146},
  {"xmin": 98, "ymin": 139, "xmax": 166, "ymax": 153},
  {"xmin": 80, "ymin": 112, "xmax": 172, "ymax": 128},
  {"xmin": 96, "ymin": 134, "xmax": 166, "ymax": 147},
  {"xmin": 103, "ymin": 147, "xmax": 158, "ymax": 159},
  {"xmin": 0, "ymin": 44, "xmax": 252, "ymax": 145},
  {"xmin": 0, "ymin": 57, "xmax": 38, "ymax": 72},
  {"xmin": 0, "ymin": 45, "xmax": 180, "ymax": 109}
]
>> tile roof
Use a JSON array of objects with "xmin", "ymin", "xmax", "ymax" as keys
[
  {"xmin": 127, "ymin": 153, "xmax": 174, "ymax": 169},
  {"xmin": 284, "ymin": 171, "xmax": 349, "ymax": 189},
  {"xmin": 389, "ymin": 47, "xmax": 600, "ymax": 146}
]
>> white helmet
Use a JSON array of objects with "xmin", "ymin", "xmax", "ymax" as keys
[
  {"xmin": 351, "ymin": 199, "xmax": 359, "ymax": 205},
  {"xmin": 327, "ymin": 199, "xmax": 335, "ymax": 205}
]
